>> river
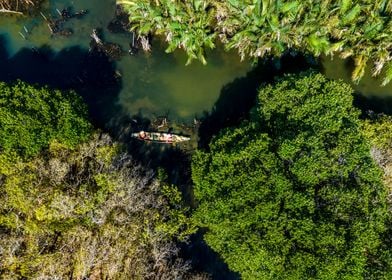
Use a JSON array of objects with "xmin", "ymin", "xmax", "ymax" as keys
[
  {"xmin": 2, "ymin": 2, "xmax": 391, "ymax": 279},
  {"xmin": 0, "ymin": 0, "xmax": 250, "ymax": 126},
  {"xmin": 322, "ymin": 56, "xmax": 392, "ymax": 114},
  {"xmin": 1, "ymin": 0, "xmax": 391, "ymax": 128}
]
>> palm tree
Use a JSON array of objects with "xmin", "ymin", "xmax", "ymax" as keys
[{"xmin": 119, "ymin": 0, "xmax": 392, "ymax": 84}]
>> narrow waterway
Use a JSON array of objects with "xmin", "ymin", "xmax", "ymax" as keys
[
  {"xmin": 2, "ymin": 0, "xmax": 392, "ymax": 130},
  {"xmin": 0, "ymin": 3, "xmax": 251, "ymax": 278},
  {"xmin": 322, "ymin": 56, "xmax": 392, "ymax": 114},
  {"xmin": 0, "ymin": 0, "xmax": 250, "ymax": 124}
]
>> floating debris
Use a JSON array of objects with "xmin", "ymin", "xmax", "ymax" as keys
[
  {"xmin": 42, "ymin": 6, "xmax": 88, "ymax": 37},
  {"xmin": 40, "ymin": 11, "xmax": 48, "ymax": 21},
  {"xmin": 91, "ymin": 29, "xmax": 103, "ymax": 45},
  {"xmin": 107, "ymin": 5, "xmax": 141, "ymax": 56},
  {"xmin": 89, "ymin": 28, "xmax": 125, "ymax": 60},
  {"xmin": 18, "ymin": 32, "xmax": 26, "ymax": 40}
]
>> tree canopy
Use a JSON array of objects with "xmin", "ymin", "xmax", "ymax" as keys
[
  {"xmin": 0, "ymin": 81, "xmax": 91, "ymax": 158},
  {"xmin": 191, "ymin": 72, "xmax": 390, "ymax": 279},
  {"xmin": 0, "ymin": 79, "xmax": 203, "ymax": 279},
  {"xmin": 0, "ymin": 133, "xmax": 200, "ymax": 279},
  {"xmin": 120, "ymin": 0, "xmax": 392, "ymax": 84}
]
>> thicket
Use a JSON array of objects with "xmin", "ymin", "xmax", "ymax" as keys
[
  {"xmin": 0, "ymin": 81, "xmax": 204, "ymax": 279},
  {"xmin": 120, "ymin": 0, "xmax": 392, "ymax": 84},
  {"xmin": 0, "ymin": 81, "xmax": 91, "ymax": 158},
  {"xmin": 0, "ymin": 134, "xmax": 202, "ymax": 279},
  {"xmin": 191, "ymin": 72, "xmax": 391, "ymax": 279}
]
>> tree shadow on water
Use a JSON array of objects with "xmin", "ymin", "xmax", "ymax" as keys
[
  {"xmin": 354, "ymin": 93, "xmax": 392, "ymax": 117},
  {"xmin": 0, "ymin": 35, "xmax": 192, "ymax": 175},
  {"xmin": 0, "ymin": 34, "xmax": 225, "ymax": 277},
  {"xmin": 198, "ymin": 54, "xmax": 317, "ymax": 149},
  {"xmin": 0, "ymin": 34, "xmax": 122, "ymax": 128}
]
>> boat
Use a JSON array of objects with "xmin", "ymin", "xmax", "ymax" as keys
[{"xmin": 131, "ymin": 131, "xmax": 190, "ymax": 144}]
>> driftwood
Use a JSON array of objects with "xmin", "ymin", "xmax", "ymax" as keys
[
  {"xmin": 40, "ymin": 7, "xmax": 87, "ymax": 37},
  {"xmin": 0, "ymin": 0, "xmax": 42, "ymax": 15},
  {"xmin": 0, "ymin": 8, "xmax": 23, "ymax": 15},
  {"xmin": 91, "ymin": 29, "xmax": 103, "ymax": 45},
  {"xmin": 89, "ymin": 28, "xmax": 124, "ymax": 60}
]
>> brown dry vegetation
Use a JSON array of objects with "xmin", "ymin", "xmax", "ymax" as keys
[
  {"xmin": 364, "ymin": 115, "xmax": 392, "ymax": 206},
  {"xmin": 0, "ymin": 0, "xmax": 42, "ymax": 14},
  {"xmin": 0, "ymin": 133, "xmax": 206, "ymax": 279}
]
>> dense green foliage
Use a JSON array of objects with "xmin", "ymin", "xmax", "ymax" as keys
[
  {"xmin": 363, "ymin": 115, "xmax": 392, "ymax": 151},
  {"xmin": 120, "ymin": 0, "xmax": 392, "ymax": 84},
  {"xmin": 361, "ymin": 115, "xmax": 392, "ymax": 279},
  {"xmin": 0, "ymin": 81, "xmax": 91, "ymax": 158},
  {"xmin": 192, "ymin": 73, "xmax": 389, "ymax": 279}
]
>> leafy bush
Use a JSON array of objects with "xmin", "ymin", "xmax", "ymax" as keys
[
  {"xmin": 192, "ymin": 72, "xmax": 389, "ymax": 279},
  {"xmin": 0, "ymin": 81, "xmax": 91, "ymax": 158}
]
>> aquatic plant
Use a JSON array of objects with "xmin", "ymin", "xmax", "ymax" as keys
[{"xmin": 118, "ymin": 0, "xmax": 216, "ymax": 65}]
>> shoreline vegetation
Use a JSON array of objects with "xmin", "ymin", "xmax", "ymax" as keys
[
  {"xmin": 120, "ymin": 0, "xmax": 392, "ymax": 85},
  {"xmin": 0, "ymin": 81, "xmax": 203, "ymax": 279},
  {"xmin": 1, "ymin": 0, "xmax": 392, "ymax": 279}
]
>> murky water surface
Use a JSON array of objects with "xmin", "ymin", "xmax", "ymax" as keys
[
  {"xmin": 1, "ymin": 0, "xmax": 392, "ymax": 123},
  {"xmin": 321, "ymin": 56, "xmax": 392, "ymax": 114},
  {"xmin": 0, "ymin": 0, "xmax": 250, "ymax": 122}
]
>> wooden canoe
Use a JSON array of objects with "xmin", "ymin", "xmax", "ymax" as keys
[{"xmin": 131, "ymin": 131, "xmax": 190, "ymax": 144}]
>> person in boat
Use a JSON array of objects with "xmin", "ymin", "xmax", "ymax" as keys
[
  {"xmin": 157, "ymin": 133, "xmax": 173, "ymax": 142},
  {"xmin": 139, "ymin": 131, "xmax": 148, "ymax": 140}
]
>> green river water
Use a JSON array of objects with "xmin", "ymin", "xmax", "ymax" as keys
[
  {"xmin": 0, "ymin": 0, "xmax": 250, "ymax": 123},
  {"xmin": 1, "ymin": 0, "xmax": 392, "ymax": 129},
  {"xmin": 322, "ymin": 56, "xmax": 392, "ymax": 113}
]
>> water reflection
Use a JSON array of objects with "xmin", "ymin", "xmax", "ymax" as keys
[
  {"xmin": 0, "ymin": 36, "xmax": 122, "ymax": 127},
  {"xmin": 199, "ymin": 54, "xmax": 316, "ymax": 148},
  {"xmin": 117, "ymin": 41, "xmax": 251, "ymax": 120},
  {"xmin": 0, "ymin": 0, "xmax": 250, "ymax": 122},
  {"xmin": 321, "ymin": 56, "xmax": 392, "ymax": 115}
]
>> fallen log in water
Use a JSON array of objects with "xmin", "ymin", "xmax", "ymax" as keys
[{"xmin": 0, "ymin": 8, "xmax": 23, "ymax": 15}]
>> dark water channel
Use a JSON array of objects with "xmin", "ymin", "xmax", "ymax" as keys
[
  {"xmin": 1, "ymin": 1, "xmax": 390, "ymax": 145},
  {"xmin": 1, "ymin": 1, "xmax": 391, "ymax": 278},
  {"xmin": 0, "ymin": 1, "xmax": 250, "ymax": 278},
  {"xmin": 0, "ymin": 0, "xmax": 250, "ymax": 123},
  {"xmin": 322, "ymin": 56, "xmax": 392, "ymax": 115}
]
